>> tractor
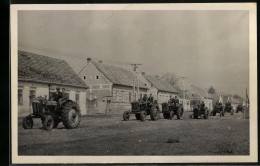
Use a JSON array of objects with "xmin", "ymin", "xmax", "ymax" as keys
[
  {"xmin": 210, "ymin": 104, "xmax": 225, "ymax": 117},
  {"xmin": 162, "ymin": 102, "xmax": 184, "ymax": 120},
  {"xmin": 224, "ymin": 103, "xmax": 234, "ymax": 115},
  {"xmin": 190, "ymin": 105, "xmax": 209, "ymax": 119},
  {"xmin": 22, "ymin": 92, "xmax": 81, "ymax": 130},
  {"xmin": 236, "ymin": 104, "xmax": 244, "ymax": 113},
  {"xmin": 123, "ymin": 100, "xmax": 160, "ymax": 121}
]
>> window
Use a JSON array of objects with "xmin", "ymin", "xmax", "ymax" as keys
[
  {"xmin": 83, "ymin": 75, "xmax": 87, "ymax": 80},
  {"xmin": 96, "ymin": 75, "xmax": 99, "ymax": 80},
  {"xmin": 29, "ymin": 90, "xmax": 36, "ymax": 106},
  {"xmin": 18, "ymin": 89, "xmax": 23, "ymax": 105},
  {"xmin": 140, "ymin": 93, "xmax": 142, "ymax": 99},
  {"xmin": 75, "ymin": 92, "xmax": 80, "ymax": 105}
]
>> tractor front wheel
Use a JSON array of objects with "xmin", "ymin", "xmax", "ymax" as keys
[
  {"xmin": 177, "ymin": 108, "xmax": 184, "ymax": 120},
  {"xmin": 140, "ymin": 111, "xmax": 147, "ymax": 121},
  {"xmin": 123, "ymin": 111, "xmax": 130, "ymax": 121},
  {"xmin": 150, "ymin": 108, "xmax": 160, "ymax": 121},
  {"xmin": 43, "ymin": 115, "xmax": 54, "ymax": 130},
  {"xmin": 22, "ymin": 116, "xmax": 33, "ymax": 129},
  {"xmin": 169, "ymin": 111, "xmax": 174, "ymax": 120}
]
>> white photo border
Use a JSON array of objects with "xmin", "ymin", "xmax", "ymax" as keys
[{"xmin": 11, "ymin": 3, "xmax": 257, "ymax": 164}]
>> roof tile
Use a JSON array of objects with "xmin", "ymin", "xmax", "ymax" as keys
[
  {"xmin": 91, "ymin": 61, "xmax": 148, "ymax": 89},
  {"xmin": 143, "ymin": 74, "xmax": 178, "ymax": 93},
  {"xmin": 18, "ymin": 51, "xmax": 87, "ymax": 88}
]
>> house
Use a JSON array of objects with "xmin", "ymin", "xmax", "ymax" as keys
[
  {"xmin": 138, "ymin": 72, "xmax": 179, "ymax": 109},
  {"xmin": 18, "ymin": 51, "xmax": 88, "ymax": 117},
  {"xmin": 78, "ymin": 59, "xmax": 148, "ymax": 114},
  {"xmin": 185, "ymin": 86, "xmax": 213, "ymax": 111}
]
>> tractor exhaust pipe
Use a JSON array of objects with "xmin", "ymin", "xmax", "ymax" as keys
[{"xmin": 48, "ymin": 84, "xmax": 51, "ymax": 100}]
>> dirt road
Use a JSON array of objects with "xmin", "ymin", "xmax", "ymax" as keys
[{"xmin": 18, "ymin": 112, "xmax": 249, "ymax": 155}]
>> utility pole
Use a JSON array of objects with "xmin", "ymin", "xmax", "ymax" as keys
[
  {"xmin": 180, "ymin": 76, "xmax": 187, "ymax": 111},
  {"xmin": 131, "ymin": 64, "xmax": 142, "ymax": 100}
]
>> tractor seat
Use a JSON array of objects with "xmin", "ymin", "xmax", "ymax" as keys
[{"xmin": 46, "ymin": 100, "xmax": 57, "ymax": 106}]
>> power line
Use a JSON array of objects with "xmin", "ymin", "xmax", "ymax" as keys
[
  {"xmin": 18, "ymin": 42, "xmax": 86, "ymax": 59},
  {"xmin": 18, "ymin": 41, "xmax": 135, "ymax": 66}
]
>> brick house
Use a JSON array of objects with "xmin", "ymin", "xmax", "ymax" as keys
[
  {"xmin": 78, "ymin": 59, "xmax": 148, "ymax": 114},
  {"xmin": 18, "ymin": 51, "xmax": 88, "ymax": 117}
]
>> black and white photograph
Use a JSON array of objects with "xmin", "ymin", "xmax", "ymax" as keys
[{"xmin": 11, "ymin": 3, "xmax": 257, "ymax": 164}]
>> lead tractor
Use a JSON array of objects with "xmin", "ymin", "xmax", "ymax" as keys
[
  {"xmin": 22, "ymin": 94, "xmax": 81, "ymax": 130},
  {"xmin": 123, "ymin": 100, "xmax": 160, "ymax": 121},
  {"xmin": 161, "ymin": 102, "xmax": 184, "ymax": 120}
]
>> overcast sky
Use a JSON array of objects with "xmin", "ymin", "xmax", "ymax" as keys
[{"xmin": 18, "ymin": 10, "xmax": 249, "ymax": 97}]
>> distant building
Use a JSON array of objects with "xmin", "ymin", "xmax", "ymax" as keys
[
  {"xmin": 139, "ymin": 73, "xmax": 179, "ymax": 106},
  {"xmin": 18, "ymin": 51, "xmax": 88, "ymax": 117},
  {"xmin": 78, "ymin": 59, "xmax": 148, "ymax": 114}
]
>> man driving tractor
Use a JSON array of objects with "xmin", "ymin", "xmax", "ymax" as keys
[
  {"xmin": 52, "ymin": 87, "xmax": 63, "ymax": 102},
  {"xmin": 174, "ymin": 96, "xmax": 180, "ymax": 108},
  {"xmin": 168, "ymin": 95, "xmax": 174, "ymax": 103},
  {"xmin": 147, "ymin": 93, "xmax": 154, "ymax": 107}
]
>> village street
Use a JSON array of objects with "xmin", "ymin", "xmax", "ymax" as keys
[{"xmin": 18, "ymin": 111, "xmax": 249, "ymax": 156}]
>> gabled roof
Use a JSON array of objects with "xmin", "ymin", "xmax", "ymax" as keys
[
  {"xmin": 91, "ymin": 61, "xmax": 148, "ymax": 89},
  {"xmin": 18, "ymin": 51, "xmax": 87, "ymax": 88},
  {"xmin": 185, "ymin": 86, "xmax": 212, "ymax": 99},
  {"xmin": 143, "ymin": 74, "xmax": 178, "ymax": 93}
]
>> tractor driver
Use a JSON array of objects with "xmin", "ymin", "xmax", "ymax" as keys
[
  {"xmin": 174, "ymin": 96, "xmax": 180, "ymax": 108},
  {"xmin": 142, "ymin": 94, "xmax": 148, "ymax": 102},
  {"xmin": 200, "ymin": 101, "xmax": 205, "ymax": 112},
  {"xmin": 53, "ymin": 87, "xmax": 63, "ymax": 102},
  {"xmin": 147, "ymin": 93, "xmax": 154, "ymax": 106},
  {"xmin": 219, "ymin": 102, "xmax": 223, "ymax": 106},
  {"xmin": 168, "ymin": 95, "xmax": 174, "ymax": 103}
]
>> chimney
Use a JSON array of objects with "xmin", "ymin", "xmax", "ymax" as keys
[
  {"xmin": 87, "ymin": 58, "xmax": 92, "ymax": 63},
  {"xmin": 99, "ymin": 60, "xmax": 102, "ymax": 64},
  {"xmin": 141, "ymin": 72, "xmax": 145, "ymax": 75}
]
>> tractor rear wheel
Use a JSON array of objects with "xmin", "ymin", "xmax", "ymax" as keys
[
  {"xmin": 204, "ymin": 110, "xmax": 209, "ymax": 119},
  {"xmin": 150, "ymin": 107, "xmax": 160, "ymax": 121},
  {"xmin": 43, "ymin": 115, "xmax": 54, "ymax": 130},
  {"xmin": 62, "ymin": 101, "xmax": 81, "ymax": 129},
  {"xmin": 22, "ymin": 116, "xmax": 33, "ymax": 129},
  {"xmin": 140, "ymin": 111, "xmax": 147, "ymax": 121},
  {"xmin": 231, "ymin": 108, "xmax": 234, "ymax": 115},
  {"xmin": 169, "ymin": 111, "xmax": 174, "ymax": 120},
  {"xmin": 123, "ymin": 111, "xmax": 130, "ymax": 121},
  {"xmin": 177, "ymin": 108, "xmax": 184, "ymax": 120}
]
